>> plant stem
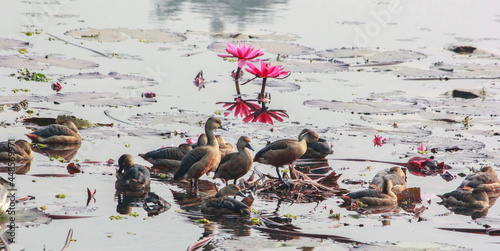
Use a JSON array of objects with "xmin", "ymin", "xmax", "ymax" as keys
[
  {"xmin": 260, "ymin": 77, "xmax": 267, "ymax": 101},
  {"xmin": 234, "ymin": 67, "xmax": 241, "ymax": 95}
]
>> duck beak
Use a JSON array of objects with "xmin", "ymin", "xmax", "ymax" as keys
[
  {"xmin": 219, "ymin": 126, "xmax": 228, "ymax": 131},
  {"xmin": 236, "ymin": 191, "xmax": 246, "ymax": 197},
  {"xmin": 246, "ymin": 143, "xmax": 254, "ymax": 151}
]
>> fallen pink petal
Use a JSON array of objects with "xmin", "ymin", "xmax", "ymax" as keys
[{"xmin": 51, "ymin": 82, "xmax": 63, "ymax": 92}]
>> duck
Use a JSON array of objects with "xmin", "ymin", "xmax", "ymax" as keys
[
  {"xmin": 0, "ymin": 140, "xmax": 33, "ymax": 161},
  {"xmin": 196, "ymin": 134, "xmax": 234, "ymax": 157},
  {"xmin": 370, "ymin": 167, "xmax": 407, "ymax": 194},
  {"xmin": 214, "ymin": 136, "xmax": 254, "ymax": 185},
  {"xmin": 200, "ymin": 184, "xmax": 250, "ymax": 216},
  {"xmin": 438, "ymin": 188, "xmax": 489, "ymax": 210},
  {"xmin": 174, "ymin": 117, "xmax": 224, "ymax": 195},
  {"xmin": 342, "ymin": 177, "xmax": 397, "ymax": 206},
  {"xmin": 254, "ymin": 129, "xmax": 319, "ymax": 181},
  {"xmin": 26, "ymin": 120, "xmax": 81, "ymax": 144},
  {"xmin": 300, "ymin": 137, "xmax": 333, "ymax": 159},
  {"xmin": 458, "ymin": 166, "xmax": 500, "ymax": 192},
  {"xmin": 138, "ymin": 143, "xmax": 193, "ymax": 170},
  {"xmin": 115, "ymin": 154, "xmax": 151, "ymax": 190}
]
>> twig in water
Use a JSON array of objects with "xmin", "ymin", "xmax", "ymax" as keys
[{"xmin": 47, "ymin": 33, "xmax": 111, "ymax": 58}]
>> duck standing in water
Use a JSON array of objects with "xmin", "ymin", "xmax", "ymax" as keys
[
  {"xmin": 174, "ymin": 117, "xmax": 224, "ymax": 195},
  {"xmin": 116, "ymin": 154, "xmax": 151, "ymax": 190},
  {"xmin": 214, "ymin": 136, "xmax": 254, "ymax": 185},
  {"xmin": 458, "ymin": 166, "xmax": 500, "ymax": 192},
  {"xmin": 342, "ymin": 177, "xmax": 397, "ymax": 206},
  {"xmin": 254, "ymin": 129, "xmax": 319, "ymax": 181},
  {"xmin": 0, "ymin": 140, "xmax": 33, "ymax": 161},
  {"xmin": 26, "ymin": 120, "xmax": 81, "ymax": 144},
  {"xmin": 139, "ymin": 143, "xmax": 193, "ymax": 170},
  {"xmin": 438, "ymin": 187, "xmax": 490, "ymax": 210},
  {"xmin": 370, "ymin": 167, "xmax": 407, "ymax": 194},
  {"xmin": 201, "ymin": 184, "xmax": 250, "ymax": 216}
]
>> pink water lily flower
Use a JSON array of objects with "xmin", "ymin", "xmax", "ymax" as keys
[
  {"xmin": 218, "ymin": 42, "xmax": 264, "ymax": 68},
  {"xmin": 417, "ymin": 143, "xmax": 428, "ymax": 154},
  {"xmin": 245, "ymin": 60, "xmax": 290, "ymax": 79},
  {"xmin": 373, "ymin": 135, "xmax": 386, "ymax": 147},
  {"xmin": 217, "ymin": 98, "xmax": 260, "ymax": 118},
  {"xmin": 243, "ymin": 106, "xmax": 288, "ymax": 125}
]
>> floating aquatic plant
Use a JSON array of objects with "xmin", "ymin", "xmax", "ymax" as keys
[{"xmin": 15, "ymin": 68, "xmax": 50, "ymax": 82}]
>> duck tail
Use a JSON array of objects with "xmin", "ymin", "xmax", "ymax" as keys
[
  {"xmin": 26, "ymin": 134, "xmax": 40, "ymax": 142},
  {"xmin": 138, "ymin": 153, "xmax": 147, "ymax": 160}
]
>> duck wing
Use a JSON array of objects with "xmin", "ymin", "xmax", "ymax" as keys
[
  {"xmin": 30, "ymin": 124, "xmax": 76, "ymax": 138},
  {"xmin": 254, "ymin": 139, "xmax": 295, "ymax": 160},
  {"xmin": 205, "ymin": 197, "xmax": 250, "ymax": 215},
  {"xmin": 174, "ymin": 147, "xmax": 208, "ymax": 180},
  {"xmin": 121, "ymin": 165, "xmax": 150, "ymax": 184},
  {"xmin": 346, "ymin": 189, "xmax": 387, "ymax": 199},
  {"xmin": 215, "ymin": 153, "xmax": 236, "ymax": 173},
  {"xmin": 142, "ymin": 147, "xmax": 186, "ymax": 161}
]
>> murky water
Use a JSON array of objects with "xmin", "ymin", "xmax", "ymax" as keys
[{"xmin": 1, "ymin": 0, "xmax": 500, "ymax": 250}]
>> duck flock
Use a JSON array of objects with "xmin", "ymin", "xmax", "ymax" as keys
[{"xmin": 2, "ymin": 116, "xmax": 500, "ymax": 217}]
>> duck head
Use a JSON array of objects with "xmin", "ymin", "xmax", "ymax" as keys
[
  {"xmin": 298, "ymin": 129, "xmax": 319, "ymax": 143},
  {"xmin": 59, "ymin": 119, "xmax": 79, "ymax": 133},
  {"xmin": 216, "ymin": 184, "xmax": 246, "ymax": 198},
  {"xmin": 118, "ymin": 154, "xmax": 134, "ymax": 173},
  {"xmin": 237, "ymin": 136, "xmax": 254, "ymax": 151}
]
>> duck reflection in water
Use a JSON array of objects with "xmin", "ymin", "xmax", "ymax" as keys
[
  {"xmin": 0, "ymin": 140, "xmax": 33, "ymax": 174},
  {"xmin": 115, "ymin": 189, "xmax": 171, "ymax": 217},
  {"xmin": 33, "ymin": 142, "xmax": 82, "ymax": 162}
]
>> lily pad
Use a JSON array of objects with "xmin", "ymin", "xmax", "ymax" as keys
[
  {"xmin": 252, "ymin": 80, "xmax": 301, "ymax": 93},
  {"xmin": 208, "ymin": 41, "xmax": 314, "ymax": 56},
  {"xmin": 48, "ymin": 92, "xmax": 157, "ymax": 107},
  {"xmin": 209, "ymin": 31, "xmax": 300, "ymax": 41},
  {"xmin": 365, "ymin": 50, "xmax": 426, "ymax": 63},
  {"xmin": 0, "ymin": 55, "xmax": 98, "ymax": 70},
  {"xmin": 65, "ymin": 28, "xmax": 186, "ymax": 43},
  {"xmin": 317, "ymin": 48, "xmax": 378, "ymax": 58},
  {"xmin": 304, "ymin": 97, "xmax": 424, "ymax": 115},
  {"xmin": 277, "ymin": 59, "xmax": 349, "ymax": 73},
  {"xmin": 59, "ymin": 72, "xmax": 157, "ymax": 85},
  {"xmin": 0, "ymin": 38, "xmax": 30, "ymax": 50}
]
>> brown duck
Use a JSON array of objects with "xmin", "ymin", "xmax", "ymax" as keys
[
  {"xmin": 174, "ymin": 117, "xmax": 224, "ymax": 195},
  {"xmin": 439, "ymin": 188, "xmax": 489, "ymax": 209},
  {"xmin": 0, "ymin": 140, "xmax": 33, "ymax": 161},
  {"xmin": 214, "ymin": 136, "xmax": 254, "ymax": 185},
  {"xmin": 200, "ymin": 184, "xmax": 250, "ymax": 216},
  {"xmin": 26, "ymin": 120, "xmax": 81, "ymax": 144},
  {"xmin": 300, "ymin": 137, "xmax": 333, "ymax": 159},
  {"xmin": 115, "ymin": 154, "xmax": 151, "ymax": 191},
  {"xmin": 139, "ymin": 143, "xmax": 193, "ymax": 170},
  {"xmin": 370, "ymin": 167, "xmax": 407, "ymax": 194},
  {"xmin": 342, "ymin": 177, "xmax": 397, "ymax": 206},
  {"xmin": 254, "ymin": 129, "xmax": 319, "ymax": 181},
  {"xmin": 197, "ymin": 134, "xmax": 234, "ymax": 158},
  {"xmin": 458, "ymin": 166, "xmax": 500, "ymax": 192}
]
